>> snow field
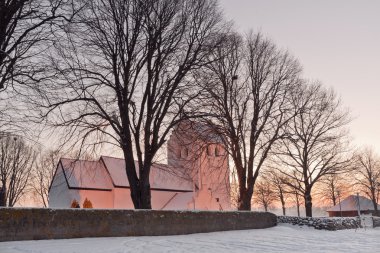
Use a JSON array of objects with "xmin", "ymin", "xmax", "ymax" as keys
[{"xmin": 0, "ymin": 224, "xmax": 379, "ymax": 253}]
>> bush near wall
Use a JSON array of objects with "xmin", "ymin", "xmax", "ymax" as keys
[
  {"xmin": 83, "ymin": 198, "xmax": 93, "ymax": 208},
  {"xmin": 70, "ymin": 200, "xmax": 80, "ymax": 208},
  {"xmin": 0, "ymin": 208, "xmax": 277, "ymax": 242}
]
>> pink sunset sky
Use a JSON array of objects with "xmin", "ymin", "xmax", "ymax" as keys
[{"xmin": 219, "ymin": 0, "xmax": 380, "ymax": 153}]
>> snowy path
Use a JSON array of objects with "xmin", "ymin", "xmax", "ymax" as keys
[{"xmin": 1, "ymin": 224, "xmax": 379, "ymax": 253}]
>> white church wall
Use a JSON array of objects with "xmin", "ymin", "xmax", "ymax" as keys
[
  {"xmin": 49, "ymin": 165, "xmax": 80, "ymax": 208},
  {"xmin": 194, "ymin": 188, "xmax": 220, "ymax": 210},
  {"xmin": 113, "ymin": 188, "xmax": 134, "ymax": 209},
  {"xmin": 151, "ymin": 191, "xmax": 180, "ymax": 210},
  {"xmin": 112, "ymin": 188, "xmax": 194, "ymax": 210},
  {"xmin": 162, "ymin": 192, "xmax": 194, "ymax": 210},
  {"xmin": 196, "ymin": 144, "xmax": 231, "ymax": 211},
  {"xmin": 49, "ymin": 163, "xmax": 114, "ymax": 209},
  {"xmin": 77, "ymin": 189, "xmax": 113, "ymax": 209}
]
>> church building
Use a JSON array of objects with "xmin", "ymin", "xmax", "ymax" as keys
[{"xmin": 48, "ymin": 122, "xmax": 231, "ymax": 210}]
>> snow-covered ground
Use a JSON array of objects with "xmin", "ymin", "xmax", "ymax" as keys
[{"xmin": 1, "ymin": 224, "xmax": 379, "ymax": 253}]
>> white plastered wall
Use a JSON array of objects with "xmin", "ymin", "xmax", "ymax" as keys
[
  {"xmin": 77, "ymin": 189, "xmax": 113, "ymax": 209},
  {"xmin": 49, "ymin": 164, "xmax": 114, "ymax": 209},
  {"xmin": 49, "ymin": 165, "xmax": 79, "ymax": 208},
  {"xmin": 112, "ymin": 188, "xmax": 134, "ymax": 209}
]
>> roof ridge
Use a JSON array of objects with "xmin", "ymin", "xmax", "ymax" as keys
[
  {"xmin": 100, "ymin": 155, "xmax": 123, "ymax": 160},
  {"xmin": 101, "ymin": 156, "xmax": 170, "ymax": 167},
  {"xmin": 60, "ymin": 157, "xmax": 99, "ymax": 163}
]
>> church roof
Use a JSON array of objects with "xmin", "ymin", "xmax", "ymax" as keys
[
  {"xmin": 60, "ymin": 158, "xmax": 113, "ymax": 191},
  {"xmin": 173, "ymin": 120, "xmax": 224, "ymax": 144},
  {"xmin": 100, "ymin": 156, "xmax": 193, "ymax": 192},
  {"xmin": 191, "ymin": 122, "xmax": 224, "ymax": 143},
  {"xmin": 99, "ymin": 156, "xmax": 126, "ymax": 187},
  {"xmin": 326, "ymin": 195, "xmax": 379, "ymax": 212},
  {"xmin": 57, "ymin": 156, "xmax": 193, "ymax": 192}
]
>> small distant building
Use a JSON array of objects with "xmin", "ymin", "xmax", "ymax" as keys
[
  {"xmin": 48, "ymin": 121, "xmax": 231, "ymax": 210},
  {"xmin": 326, "ymin": 195, "xmax": 380, "ymax": 217}
]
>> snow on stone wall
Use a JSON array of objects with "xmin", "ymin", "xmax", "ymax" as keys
[{"xmin": 277, "ymin": 216, "xmax": 360, "ymax": 231}]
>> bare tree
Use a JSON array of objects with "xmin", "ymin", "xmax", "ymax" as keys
[
  {"xmin": 266, "ymin": 169, "xmax": 289, "ymax": 215},
  {"xmin": 32, "ymin": 149, "xmax": 61, "ymax": 207},
  {"xmin": 229, "ymin": 170, "xmax": 240, "ymax": 208},
  {"xmin": 316, "ymin": 173, "xmax": 350, "ymax": 207},
  {"xmin": 199, "ymin": 32, "xmax": 302, "ymax": 210},
  {"xmin": 0, "ymin": 0, "xmax": 72, "ymax": 92},
  {"xmin": 0, "ymin": 135, "xmax": 36, "ymax": 206},
  {"xmin": 290, "ymin": 190, "xmax": 303, "ymax": 217},
  {"xmin": 274, "ymin": 82, "xmax": 352, "ymax": 217},
  {"xmin": 253, "ymin": 177, "xmax": 276, "ymax": 212},
  {"xmin": 32, "ymin": 0, "xmax": 224, "ymax": 209},
  {"xmin": 278, "ymin": 173, "xmax": 304, "ymax": 217},
  {"xmin": 354, "ymin": 148, "xmax": 380, "ymax": 211},
  {"xmin": 0, "ymin": 0, "xmax": 74, "ymax": 140}
]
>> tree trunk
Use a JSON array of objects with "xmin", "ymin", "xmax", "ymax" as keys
[
  {"xmin": 127, "ymin": 173, "xmax": 152, "ymax": 209},
  {"xmin": 238, "ymin": 189, "xmax": 252, "ymax": 210},
  {"xmin": 371, "ymin": 191, "xmax": 378, "ymax": 211},
  {"xmin": 122, "ymin": 147, "xmax": 152, "ymax": 209},
  {"xmin": 295, "ymin": 192, "xmax": 300, "ymax": 217},
  {"xmin": 373, "ymin": 200, "xmax": 378, "ymax": 212},
  {"xmin": 331, "ymin": 182, "xmax": 336, "ymax": 206},
  {"xmin": 0, "ymin": 184, "xmax": 5, "ymax": 206},
  {"xmin": 304, "ymin": 190, "xmax": 313, "ymax": 217},
  {"xmin": 296, "ymin": 204, "xmax": 300, "ymax": 217},
  {"xmin": 280, "ymin": 193, "xmax": 286, "ymax": 215},
  {"xmin": 140, "ymin": 182, "xmax": 152, "ymax": 209},
  {"xmin": 281, "ymin": 202, "xmax": 286, "ymax": 216},
  {"xmin": 130, "ymin": 185, "xmax": 141, "ymax": 209}
]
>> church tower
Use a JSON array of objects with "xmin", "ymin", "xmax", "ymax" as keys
[{"xmin": 167, "ymin": 121, "xmax": 231, "ymax": 210}]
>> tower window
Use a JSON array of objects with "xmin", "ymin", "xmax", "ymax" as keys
[
  {"xmin": 206, "ymin": 146, "xmax": 211, "ymax": 156},
  {"xmin": 181, "ymin": 148, "xmax": 188, "ymax": 158}
]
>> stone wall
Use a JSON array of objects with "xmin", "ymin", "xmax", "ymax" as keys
[
  {"xmin": 0, "ymin": 208, "xmax": 277, "ymax": 242},
  {"xmin": 277, "ymin": 216, "xmax": 360, "ymax": 231},
  {"xmin": 373, "ymin": 217, "xmax": 380, "ymax": 228}
]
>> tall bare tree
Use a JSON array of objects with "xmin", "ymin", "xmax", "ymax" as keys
[
  {"xmin": 0, "ymin": 0, "xmax": 73, "ymax": 139},
  {"xmin": 355, "ymin": 148, "xmax": 380, "ymax": 211},
  {"xmin": 274, "ymin": 83, "xmax": 352, "ymax": 217},
  {"xmin": 199, "ymin": 32, "xmax": 302, "ymax": 210},
  {"xmin": 32, "ymin": 0, "xmax": 224, "ymax": 209},
  {"xmin": 0, "ymin": 135, "xmax": 36, "ymax": 206},
  {"xmin": 0, "ymin": 0, "xmax": 72, "ymax": 92},
  {"xmin": 32, "ymin": 149, "xmax": 61, "ymax": 207}
]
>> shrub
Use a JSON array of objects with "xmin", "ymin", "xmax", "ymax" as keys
[
  {"xmin": 83, "ymin": 198, "xmax": 93, "ymax": 208},
  {"xmin": 70, "ymin": 199, "xmax": 80, "ymax": 208}
]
